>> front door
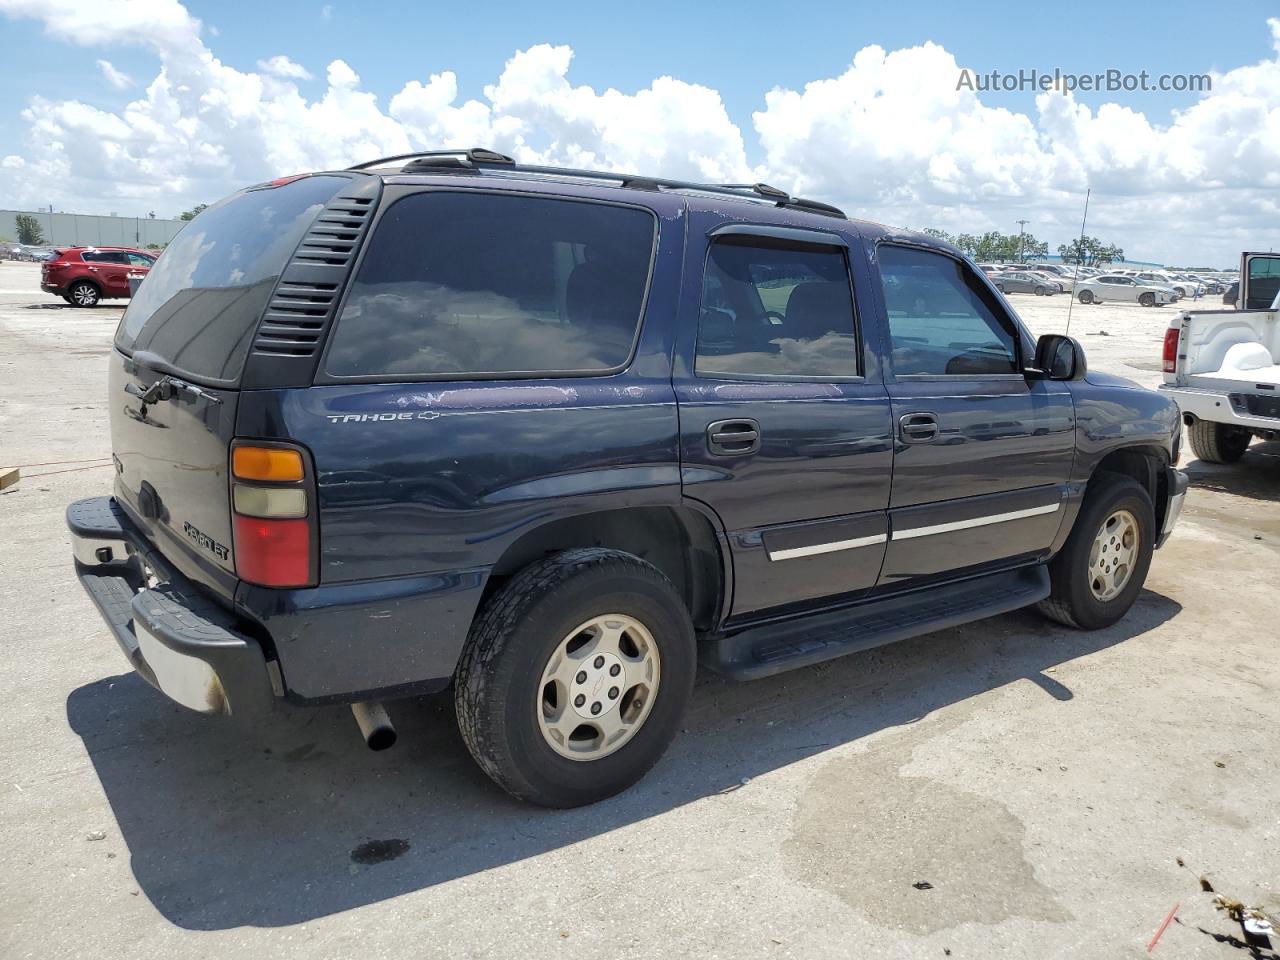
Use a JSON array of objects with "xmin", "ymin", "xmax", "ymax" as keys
[
  {"xmin": 871, "ymin": 242, "xmax": 1075, "ymax": 586},
  {"xmin": 675, "ymin": 214, "xmax": 893, "ymax": 618}
]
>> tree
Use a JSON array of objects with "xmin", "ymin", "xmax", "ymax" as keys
[
  {"xmin": 14, "ymin": 213, "xmax": 45, "ymax": 245},
  {"xmin": 179, "ymin": 203, "xmax": 208, "ymax": 222},
  {"xmin": 1058, "ymin": 236, "xmax": 1125, "ymax": 266},
  {"xmin": 921, "ymin": 227, "xmax": 956, "ymax": 244}
]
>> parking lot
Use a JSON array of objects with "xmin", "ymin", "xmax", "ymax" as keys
[{"xmin": 1, "ymin": 259, "xmax": 1277, "ymax": 958}]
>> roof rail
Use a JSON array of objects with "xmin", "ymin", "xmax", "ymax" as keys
[{"xmin": 347, "ymin": 147, "xmax": 847, "ymax": 219}]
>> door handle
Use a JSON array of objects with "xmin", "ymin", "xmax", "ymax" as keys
[
  {"xmin": 898, "ymin": 412, "xmax": 939, "ymax": 443},
  {"xmin": 707, "ymin": 418, "xmax": 761, "ymax": 456}
]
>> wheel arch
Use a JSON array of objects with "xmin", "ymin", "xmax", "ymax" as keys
[
  {"xmin": 1089, "ymin": 444, "xmax": 1171, "ymax": 528},
  {"xmin": 483, "ymin": 505, "xmax": 727, "ymax": 632}
]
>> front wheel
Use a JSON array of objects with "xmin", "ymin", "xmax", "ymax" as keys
[
  {"xmin": 1078, "ymin": 290, "xmax": 1094, "ymax": 304},
  {"xmin": 1139, "ymin": 292, "xmax": 1155, "ymax": 307},
  {"xmin": 1188, "ymin": 419, "xmax": 1251, "ymax": 463},
  {"xmin": 1037, "ymin": 474, "xmax": 1154, "ymax": 630},
  {"xmin": 1035, "ymin": 285, "xmax": 1047, "ymax": 296},
  {"xmin": 454, "ymin": 549, "xmax": 696, "ymax": 807}
]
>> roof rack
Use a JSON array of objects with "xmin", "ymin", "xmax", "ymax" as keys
[{"xmin": 347, "ymin": 148, "xmax": 847, "ymax": 219}]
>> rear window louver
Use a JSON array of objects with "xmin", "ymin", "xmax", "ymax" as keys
[{"xmin": 252, "ymin": 187, "xmax": 378, "ymax": 359}]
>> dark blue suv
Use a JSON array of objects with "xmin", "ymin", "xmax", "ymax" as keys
[{"xmin": 68, "ymin": 149, "xmax": 1188, "ymax": 806}]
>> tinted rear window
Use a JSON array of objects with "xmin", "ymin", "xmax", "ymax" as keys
[
  {"xmin": 115, "ymin": 175, "xmax": 348, "ymax": 384},
  {"xmin": 324, "ymin": 192, "xmax": 655, "ymax": 379}
]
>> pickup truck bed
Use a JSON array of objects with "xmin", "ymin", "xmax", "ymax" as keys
[{"xmin": 1160, "ymin": 307, "xmax": 1280, "ymax": 456}]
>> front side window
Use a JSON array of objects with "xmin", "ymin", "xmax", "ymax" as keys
[
  {"xmin": 878, "ymin": 244, "xmax": 1020, "ymax": 377},
  {"xmin": 127, "ymin": 253, "xmax": 155, "ymax": 267},
  {"xmin": 325, "ymin": 192, "xmax": 656, "ymax": 379},
  {"xmin": 694, "ymin": 237, "xmax": 859, "ymax": 379}
]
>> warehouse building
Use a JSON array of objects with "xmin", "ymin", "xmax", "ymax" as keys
[{"xmin": 0, "ymin": 208, "xmax": 185, "ymax": 249}]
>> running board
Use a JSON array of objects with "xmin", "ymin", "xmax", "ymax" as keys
[{"xmin": 700, "ymin": 565, "xmax": 1050, "ymax": 681}]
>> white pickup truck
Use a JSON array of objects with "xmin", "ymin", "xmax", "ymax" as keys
[{"xmin": 1159, "ymin": 252, "xmax": 1280, "ymax": 462}]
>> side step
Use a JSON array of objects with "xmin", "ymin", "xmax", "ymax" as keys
[{"xmin": 700, "ymin": 565, "xmax": 1050, "ymax": 680}]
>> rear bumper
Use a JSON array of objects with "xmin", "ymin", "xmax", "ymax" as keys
[
  {"xmin": 1159, "ymin": 384, "xmax": 1280, "ymax": 431},
  {"xmin": 1157, "ymin": 467, "xmax": 1189, "ymax": 549},
  {"xmin": 68, "ymin": 497, "xmax": 275, "ymax": 718}
]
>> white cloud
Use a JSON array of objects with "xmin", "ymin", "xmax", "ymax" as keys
[
  {"xmin": 95, "ymin": 59, "xmax": 133, "ymax": 90},
  {"xmin": 0, "ymin": 0, "xmax": 1278, "ymax": 264},
  {"xmin": 257, "ymin": 55, "xmax": 311, "ymax": 81}
]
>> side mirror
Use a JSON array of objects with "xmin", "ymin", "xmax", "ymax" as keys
[{"xmin": 1032, "ymin": 333, "xmax": 1087, "ymax": 381}]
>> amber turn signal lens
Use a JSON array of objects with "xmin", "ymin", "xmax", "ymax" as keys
[{"xmin": 232, "ymin": 446, "xmax": 304, "ymax": 483}]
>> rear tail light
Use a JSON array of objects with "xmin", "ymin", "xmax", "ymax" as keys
[
  {"xmin": 230, "ymin": 442, "xmax": 316, "ymax": 588},
  {"xmin": 1162, "ymin": 326, "xmax": 1181, "ymax": 373}
]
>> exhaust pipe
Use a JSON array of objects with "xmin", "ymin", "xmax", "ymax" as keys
[{"xmin": 351, "ymin": 702, "xmax": 396, "ymax": 751}]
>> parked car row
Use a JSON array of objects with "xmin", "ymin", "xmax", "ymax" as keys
[{"xmin": 974, "ymin": 261, "xmax": 1237, "ymax": 306}]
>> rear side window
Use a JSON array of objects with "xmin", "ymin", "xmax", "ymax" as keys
[
  {"xmin": 83, "ymin": 251, "xmax": 127, "ymax": 264},
  {"xmin": 878, "ymin": 245, "xmax": 1020, "ymax": 377},
  {"xmin": 695, "ymin": 237, "xmax": 859, "ymax": 380},
  {"xmin": 324, "ymin": 192, "xmax": 655, "ymax": 379},
  {"xmin": 115, "ymin": 175, "xmax": 348, "ymax": 384}
]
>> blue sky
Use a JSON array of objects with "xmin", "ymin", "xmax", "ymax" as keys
[
  {"xmin": 2, "ymin": 0, "xmax": 1279, "ymax": 264},
  {"xmin": 4, "ymin": 0, "xmax": 1268, "ymax": 157}
]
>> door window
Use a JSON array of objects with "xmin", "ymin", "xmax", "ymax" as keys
[
  {"xmin": 126, "ymin": 253, "xmax": 155, "ymax": 267},
  {"xmin": 694, "ymin": 237, "xmax": 859, "ymax": 379},
  {"xmin": 879, "ymin": 245, "xmax": 1020, "ymax": 377}
]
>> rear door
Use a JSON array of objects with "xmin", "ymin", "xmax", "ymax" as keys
[
  {"xmin": 83, "ymin": 250, "xmax": 130, "ymax": 295},
  {"xmin": 872, "ymin": 242, "xmax": 1075, "ymax": 586},
  {"xmin": 675, "ymin": 214, "xmax": 893, "ymax": 617},
  {"xmin": 110, "ymin": 173, "xmax": 357, "ymax": 596}
]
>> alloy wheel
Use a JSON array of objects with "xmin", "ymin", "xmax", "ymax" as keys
[
  {"xmin": 537, "ymin": 614, "xmax": 661, "ymax": 761},
  {"xmin": 1088, "ymin": 509, "xmax": 1139, "ymax": 602}
]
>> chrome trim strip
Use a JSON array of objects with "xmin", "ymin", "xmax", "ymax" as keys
[
  {"xmin": 892, "ymin": 502, "xmax": 1061, "ymax": 541},
  {"xmin": 768, "ymin": 533, "xmax": 888, "ymax": 562}
]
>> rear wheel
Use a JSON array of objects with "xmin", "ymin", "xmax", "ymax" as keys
[
  {"xmin": 1188, "ymin": 419, "xmax": 1251, "ymax": 463},
  {"xmin": 1139, "ymin": 291, "xmax": 1155, "ymax": 307},
  {"xmin": 1078, "ymin": 289, "xmax": 1094, "ymax": 304},
  {"xmin": 68, "ymin": 281, "xmax": 101, "ymax": 307},
  {"xmin": 454, "ymin": 548, "xmax": 696, "ymax": 807},
  {"xmin": 1037, "ymin": 474, "xmax": 1154, "ymax": 630}
]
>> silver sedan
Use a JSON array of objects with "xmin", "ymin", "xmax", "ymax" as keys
[{"xmin": 991, "ymin": 271, "xmax": 1057, "ymax": 296}]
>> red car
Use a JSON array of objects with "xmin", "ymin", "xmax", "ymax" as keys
[{"xmin": 41, "ymin": 246, "xmax": 156, "ymax": 307}]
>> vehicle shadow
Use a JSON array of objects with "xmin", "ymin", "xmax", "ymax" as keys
[
  {"xmin": 67, "ymin": 590, "xmax": 1180, "ymax": 931},
  {"xmin": 23, "ymin": 303, "xmax": 126, "ymax": 310},
  {"xmin": 1183, "ymin": 437, "xmax": 1280, "ymax": 503}
]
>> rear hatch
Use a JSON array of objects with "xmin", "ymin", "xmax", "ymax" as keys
[{"xmin": 109, "ymin": 173, "xmax": 363, "ymax": 598}]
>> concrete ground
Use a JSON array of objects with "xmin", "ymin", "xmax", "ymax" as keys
[{"xmin": 1, "ymin": 260, "xmax": 1276, "ymax": 959}]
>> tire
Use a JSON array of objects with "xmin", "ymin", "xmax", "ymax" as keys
[
  {"xmin": 1139, "ymin": 292, "xmax": 1155, "ymax": 307},
  {"xmin": 1035, "ymin": 286, "xmax": 1047, "ymax": 296},
  {"xmin": 1078, "ymin": 290, "xmax": 1094, "ymax": 304},
  {"xmin": 1037, "ymin": 474, "xmax": 1155, "ymax": 630},
  {"xmin": 68, "ymin": 280, "xmax": 101, "ymax": 307},
  {"xmin": 454, "ymin": 548, "xmax": 696, "ymax": 807},
  {"xmin": 1188, "ymin": 419, "xmax": 1251, "ymax": 463},
  {"xmin": 995, "ymin": 283, "xmax": 1005, "ymax": 294}
]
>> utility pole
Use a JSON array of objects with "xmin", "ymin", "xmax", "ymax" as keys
[{"xmin": 1016, "ymin": 219, "xmax": 1029, "ymax": 263}]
